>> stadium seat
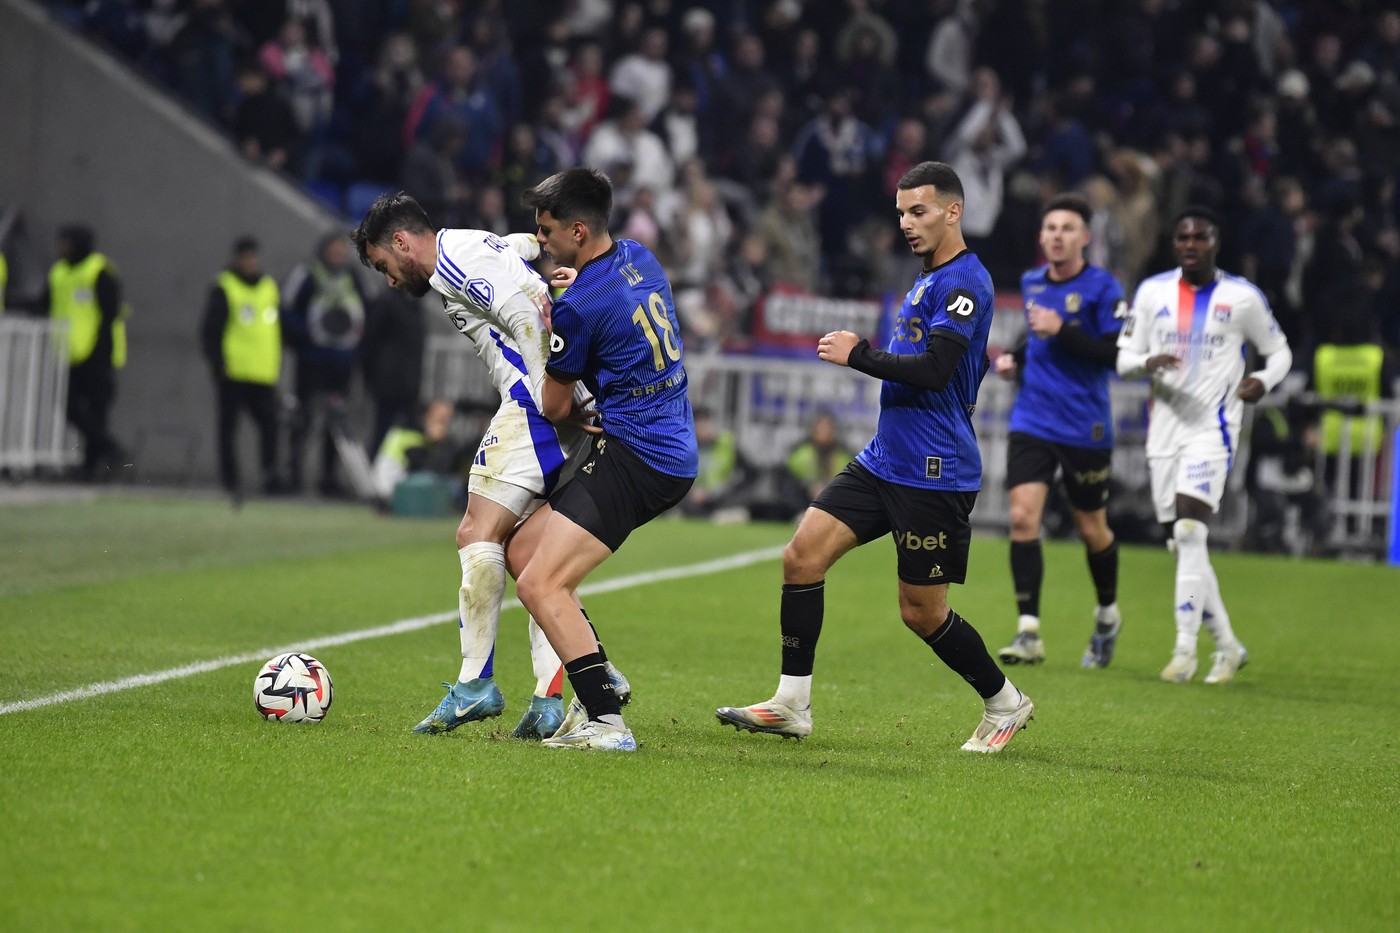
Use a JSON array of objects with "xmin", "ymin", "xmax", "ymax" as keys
[
  {"xmin": 303, "ymin": 180, "xmax": 345, "ymax": 217},
  {"xmin": 345, "ymin": 182, "xmax": 391, "ymax": 222}
]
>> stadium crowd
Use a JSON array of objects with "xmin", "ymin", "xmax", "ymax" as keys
[{"xmin": 44, "ymin": 0, "xmax": 1400, "ymax": 364}]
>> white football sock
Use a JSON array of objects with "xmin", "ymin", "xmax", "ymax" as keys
[
  {"xmin": 1172, "ymin": 519, "xmax": 1211, "ymax": 655},
  {"xmin": 1200, "ymin": 568, "xmax": 1240, "ymax": 650},
  {"xmin": 456, "ymin": 542, "xmax": 505, "ymax": 683},
  {"xmin": 987, "ymin": 678, "xmax": 1022, "ymax": 712},
  {"xmin": 775, "ymin": 674, "xmax": 811, "ymax": 710},
  {"xmin": 1017, "ymin": 614, "xmax": 1041, "ymax": 634},
  {"xmin": 528, "ymin": 616, "xmax": 564, "ymax": 697}
]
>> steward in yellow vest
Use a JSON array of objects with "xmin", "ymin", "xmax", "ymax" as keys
[
  {"xmin": 201, "ymin": 237, "xmax": 285, "ymax": 501},
  {"xmin": 48, "ymin": 225, "xmax": 128, "ymax": 479},
  {"xmin": 1313, "ymin": 342, "xmax": 1385, "ymax": 456}
]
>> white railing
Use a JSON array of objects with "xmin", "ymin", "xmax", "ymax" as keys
[
  {"xmin": 422, "ymin": 334, "xmax": 498, "ymax": 409},
  {"xmin": 0, "ymin": 317, "xmax": 71, "ymax": 474},
  {"xmin": 1311, "ymin": 397, "xmax": 1400, "ymax": 554}
]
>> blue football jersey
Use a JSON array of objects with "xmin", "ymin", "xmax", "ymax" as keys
[
  {"xmin": 856, "ymin": 250, "xmax": 994, "ymax": 492},
  {"xmin": 1010, "ymin": 264, "xmax": 1126, "ymax": 449},
  {"xmin": 546, "ymin": 239, "xmax": 698, "ymax": 477}
]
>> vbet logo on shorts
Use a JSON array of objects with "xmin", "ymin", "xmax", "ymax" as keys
[{"xmin": 899, "ymin": 530, "xmax": 948, "ymax": 551}]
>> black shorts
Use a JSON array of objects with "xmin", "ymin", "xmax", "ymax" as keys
[
  {"xmin": 549, "ymin": 432, "xmax": 694, "ymax": 552},
  {"xmin": 812, "ymin": 461, "xmax": 977, "ymax": 586},
  {"xmin": 1005, "ymin": 432, "xmax": 1112, "ymax": 512}
]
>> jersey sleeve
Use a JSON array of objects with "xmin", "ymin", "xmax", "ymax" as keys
[
  {"xmin": 1115, "ymin": 280, "xmax": 1154, "ymax": 377},
  {"xmin": 923, "ymin": 277, "xmax": 984, "ymax": 346},
  {"xmin": 1238, "ymin": 284, "xmax": 1288, "ymax": 357},
  {"xmin": 1094, "ymin": 274, "xmax": 1128, "ymax": 338},
  {"xmin": 545, "ymin": 297, "xmax": 588, "ymax": 381}
]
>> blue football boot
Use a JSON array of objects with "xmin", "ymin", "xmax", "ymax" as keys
[
  {"xmin": 412, "ymin": 677, "xmax": 505, "ymax": 734},
  {"xmin": 511, "ymin": 694, "xmax": 565, "ymax": 740}
]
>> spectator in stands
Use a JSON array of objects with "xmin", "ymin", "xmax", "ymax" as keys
[
  {"xmin": 654, "ymin": 81, "xmax": 705, "ymax": 167},
  {"xmin": 717, "ymin": 31, "xmax": 781, "ymax": 130},
  {"xmin": 345, "ymin": 33, "xmax": 424, "ymax": 184},
  {"xmin": 84, "ymin": 0, "xmax": 151, "ymax": 61},
  {"xmin": 406, "ymin": 46, "xmax": 503, "ymax": 183},
  {"xmin": 232, "ymin": 64, "xmax": 303, "ymax": 175},
  {"xmin": 1107, "ymin": 149, "xmax": 1159, "ymax": 290},
  {"xmin": 561, "ymin": 42, "xmax": 610, "ymax": 145},
  {"xmin": 258, "ymin": 16, "xmax": 335, "ymax": 139},
  {"xmin": 925, "ymin": 0, "xmax": 979, "ymax": 96},
  {"xmin": 1305, "ymin": 196, "xmax": 1369, "ymax": 348},
  {"xmin": 757, "ymin": 181, "xmax": 821, "ymax": 289},
  {"xmin": 493, "ymin": 123, "xmax": 558, "ymax": 233},
  {"xmin": 727, "ymin": 112, "xmax": 786, "ymax": 197},
  {"xmin": 793, "ymin": 86, "xmax": 882, "ymax": 263},
  {"xmin": 466, "ymin": 13, "xmax": 523, "ymax": 128},
  {"xmin": 361, "ymin": 286, "xmax": 426, "ymax": 458},
  {"xmin": 884, "ymin": 118, "xmax": 927, "ymax": 199},
  {"xmin": 943, "ymin": 68, "xmax": 1026, "ymax": 276},
  {"xmin": 1241, "ymin": 175, "xmax": 1307, "ymax": 344},
  {"xmin": 610, "ymin": 26, "xmax": 671, "ymax": 124},
  {"xmin": 1244, "ymin": 396, "xmax": 1332, "ymax": 555},
  {"xmin": 402, "ymin": 114, "xmax": 468, "ymax": 230},
  {"xmin": 674, "ymin": 7, "xmax": 727, "ymax": 128},
  {"xmin": 834, "ymin": 6, "xmax": 899, "ymax": 127},
  {"xmin": 200, "ymin": 236, "xmax": 282, "ymax": 504},
  {"xmin": 168, "ymin": 0, "xmax": 244, "ymax": 123},
  {"xmin": 582, "ymin": 97, "xmax": 675, "ymax": 203},
  {"xmin": 282, "ymin": 232, "xmax": 367, "ymax": 497}
]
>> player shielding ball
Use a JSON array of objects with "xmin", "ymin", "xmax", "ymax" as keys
[
  {"xmin": 1116, "ymin": 205, "xmax": 1293, "ymax": 684},
  {"xmin": 716, "ymin": 161, "xmax": 1033, "ymax": 753},
  {"xmin": 351, "ymin": 193, "xmax": 627, "ymax": 739},
  {"xmin": 993, "ymin": 195, "xmax": 1127, "ymax": 669}
]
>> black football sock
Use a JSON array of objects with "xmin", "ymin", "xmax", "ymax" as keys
[
  {"xmin": 564, "ymin": 652, "xmax": 621, "ymax": 720},
  {"xmin": 1009, "ymin": 540, "xmax": 1043, "ymax": 618},
  {"xmin": 780, "ymin": 582, "xmax": 824, "ymax": 676},
  {"xmin": 1086, "ymin": 541, "xmax": 1119, "ymax": 609},
  {"xmin": 924, "ymin": 610, "xmax": 1008, "ymax": 700},
  {"xmin": 581, "ymin": 608, "xmax": 608, "ymax": 664}
]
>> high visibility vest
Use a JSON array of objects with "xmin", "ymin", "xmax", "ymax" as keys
[
  {"xmin": 305, "ymin": 264, "xmax": 365, "ymax": 350},
  {"xmin": 49, "ymin": 253, "xmax": 128, "ymax": 366},
  {"xmin": 1314, "ymin": 343, "xmax": 1384, "ymax": 455},
  {"xmin": 377, "ymin": 427, "xmax": 425, "ymax": 467},
  {"xmin": 218, "ymin": 271, "xmax": 282, "ymax": 385}
]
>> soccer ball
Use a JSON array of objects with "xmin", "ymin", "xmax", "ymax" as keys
[{"xmin": 254, "ymin": 652, "xmax": 333, "ymax": 723}]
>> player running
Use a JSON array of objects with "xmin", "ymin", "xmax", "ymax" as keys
[
  {"xmin": 715, "ymin": 161, "xmax": 1034, "ymax": 753},
  {"xmin": 351, "ymin": 193, "xmax": 627, "ymax": 739},
  {"xmin": 1116, "ymin": 205, "xmax": 1293, "ymax": 684},
  {"xmin": 993, "ymin": 194, "xmax": 1128, "ymax": 669}
]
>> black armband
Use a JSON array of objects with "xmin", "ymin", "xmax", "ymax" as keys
[{"xmin": 847, "ymin": 331, "xmax": 969, "ymax": 390}]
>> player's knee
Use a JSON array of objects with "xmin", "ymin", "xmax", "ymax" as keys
[
  {"xmin": 1007, "ymin": 499, "xmax": 1039, "ymax": 539},
  {"xmin": 782, "ymin": 539, "xmax": 826, "ymax": 584},
  {"xmin": 1173, "ymin": 518, "xmax": 1208, "ymax": 549},
  {"xmin": 1076, "ymin": 511, "xmax": 1113, "ymax": 550},
  {"xmin": 514, "ymin": 566, "xmax": 544, "ymax": 611}
]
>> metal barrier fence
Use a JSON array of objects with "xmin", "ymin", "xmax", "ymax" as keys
[
  {"xmin": 0, "ymin": 317, "xmax": 71, "ymax": 474},
  {"xmin": 420, "ymin": 341, "xmax": 1394, "ymax": 556}
]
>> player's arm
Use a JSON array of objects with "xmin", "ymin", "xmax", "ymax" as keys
[
  {"xmin": 1115, "ymin": 285, "xmax": 1177, "ymax": 378},
  {"xmin": 1046, "ymin": 289, "xmax": 1124, "ymax": 368},
  {"xmin": 542, "ymin": 299, "xmax": 602, "ymax": 432},
  {"xmin": 1237, "ymin": 290, "xmax": 1293, "ymax": 402},
  {"xmin": 822, "ymin": 329, "xmax": 969, "ymax": 391}
]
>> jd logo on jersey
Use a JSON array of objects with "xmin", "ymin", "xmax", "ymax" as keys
[
  {"xmin": 946, "ymin": 289, "xmax": 976, "ymax": 319},
  {"xmin": 550, "ymin": 331, "xmax": 566, "ymax": 355},
  {"xmin": 899, "ymin": 530, "xmax": 948, "ymax": 551}
]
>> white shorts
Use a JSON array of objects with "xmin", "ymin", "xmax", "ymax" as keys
[
  {"xmin": 467, "ymin": 393, "xmax": 588, "ymax": 519},
  {"xmin": 1148, "ymin": 440, "xmax": 1232, "ymax": 523}
]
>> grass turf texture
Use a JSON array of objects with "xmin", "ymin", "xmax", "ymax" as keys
[{"xmin": 1, "ymin": 496, "xmax": 1397, "ymax": 931}]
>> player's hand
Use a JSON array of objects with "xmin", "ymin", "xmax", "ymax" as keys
[
  {"xmin": 994, "ymin": 353, "xmax": 1018, "ymax": 379},
  {"xmin": 1236, "ymin": 376, "xmax": 1266, "ymax": 403},
  {"xmin": 1145, "ymin": 354, "xmax": 1181, "ymax": 375},
  {"xmin": 1027, "ymin": 302, "xmax": 1063, "ymax": 337},
  {"xmin": 550, "ymin": 266, "xmax": 578, "ymax": 289},
  {"xmin": 568, "ymin": 397, "xmax": 604, "ymax": 434},
  {"xmin": 818, "ymin": 330, "xmax": 860, "ymax": 366}
]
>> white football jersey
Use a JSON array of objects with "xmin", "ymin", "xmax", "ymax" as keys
[
  {"xmin": 430, "ymin": 228, "xmax": 555, "ymax": 403},
  {"xmin": 1118, "ymin": 268, "xmax": 1289, "ymax": 458}
]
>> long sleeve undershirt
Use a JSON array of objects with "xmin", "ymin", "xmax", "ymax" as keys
[{"xmin": 847, "ymin": 331, "xmax": 969, "ymax": 390}]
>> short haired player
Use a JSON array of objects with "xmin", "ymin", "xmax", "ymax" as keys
[
  {"xmin": 1116, "ymin": 205, "xmax": 1293, "ymax": 684},
  {"xmin": 715, "ymin": 161, "xmax": 1034, "ymax": 753},
  {"xmin": 993, "ymin": 194, "xmax": 1128, "ymax": 669}
]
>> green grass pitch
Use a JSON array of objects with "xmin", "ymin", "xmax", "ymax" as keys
[{"xmin": 1, "ymin": 496, "xmax": 1397, "ymax": 931}]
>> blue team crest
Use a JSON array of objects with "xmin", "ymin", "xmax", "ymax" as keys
[
  {"xmin": 1213, "ymin": 304, "xmax": 1232, "ymax": 323},
  {"xmin": 1064, "ymin": 292, "xmax": 1081, "ymax": 313}
]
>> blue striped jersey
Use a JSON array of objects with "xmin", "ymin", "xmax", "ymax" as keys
[
  {"xmin": 546, "ymin": 239, "xmax": 698, "ymax": 477},
  {"xmin": 1011, "ymin": 263, "xmax": 1126, "ymax": 449},
  {"xmin": 856, "ymin": 250, "xmax": 994, "ymax": 491}
]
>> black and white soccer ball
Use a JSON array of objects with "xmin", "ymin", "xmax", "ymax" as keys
[{"xmin": 254, "ymin": 652, "xmax": 333, "ymax": 723}]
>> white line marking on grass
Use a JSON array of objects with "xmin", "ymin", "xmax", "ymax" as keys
[{"xmin": 0, "ymin": 545, "xmax": 784, "ymax": 716}]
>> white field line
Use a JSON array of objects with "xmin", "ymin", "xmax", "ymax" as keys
[{"xmin": 0, "ymin": 545, "xmax": 784, "ymax": 717}]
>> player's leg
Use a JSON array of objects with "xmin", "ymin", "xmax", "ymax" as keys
[
  {"xmin": 999, "ymin": 434, "xmax": 1057, "ymax": 664},
  {"xmin": 1059, "ymin": 442, "xmax": 1121, "ymax": 669},
  {"xmin": 1181, "ymin": 470, "xmax": 1248, "ymax": 684},
  {"xmin": 410, "ymin": 480, "xmax": 523, "ymax": 734},
  {"xmin": 716, "ymin": 463, "xmax": 883, "ymax": 739},
  {"xmin": 1002, "ymin": 481, "xmax": 1049, "ymax": 663},
  {"xmin": 889, "ymin": 487, "xmax": 1032, "ymax": 753},
  {"xmin": 521, "ymin": 433, "xmax": 691, "ymax": 750},
  {"xmin": 1149, "ymin": 455, "xmax": 1197, "ymax": 682}
]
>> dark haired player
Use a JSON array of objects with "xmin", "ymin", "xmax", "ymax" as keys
[
  {"xmin": 1117, "ymin": 206, "xmax": 1292, "ymax": 684},
  {"xmin": 715, "ymin": 161, "xmax": 1034, "ymax": 753},
  {"xmin": 511, "ymin": 168, "xmax": 698, "ymax": 751},
  {"xmin": 993, "ymin": 194, "xmax": 1128, "ymax": 669}
]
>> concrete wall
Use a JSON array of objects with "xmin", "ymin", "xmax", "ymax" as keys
[{"xmin": 0, "ymin": 0, "xmax": 346, "ymax": 485}]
